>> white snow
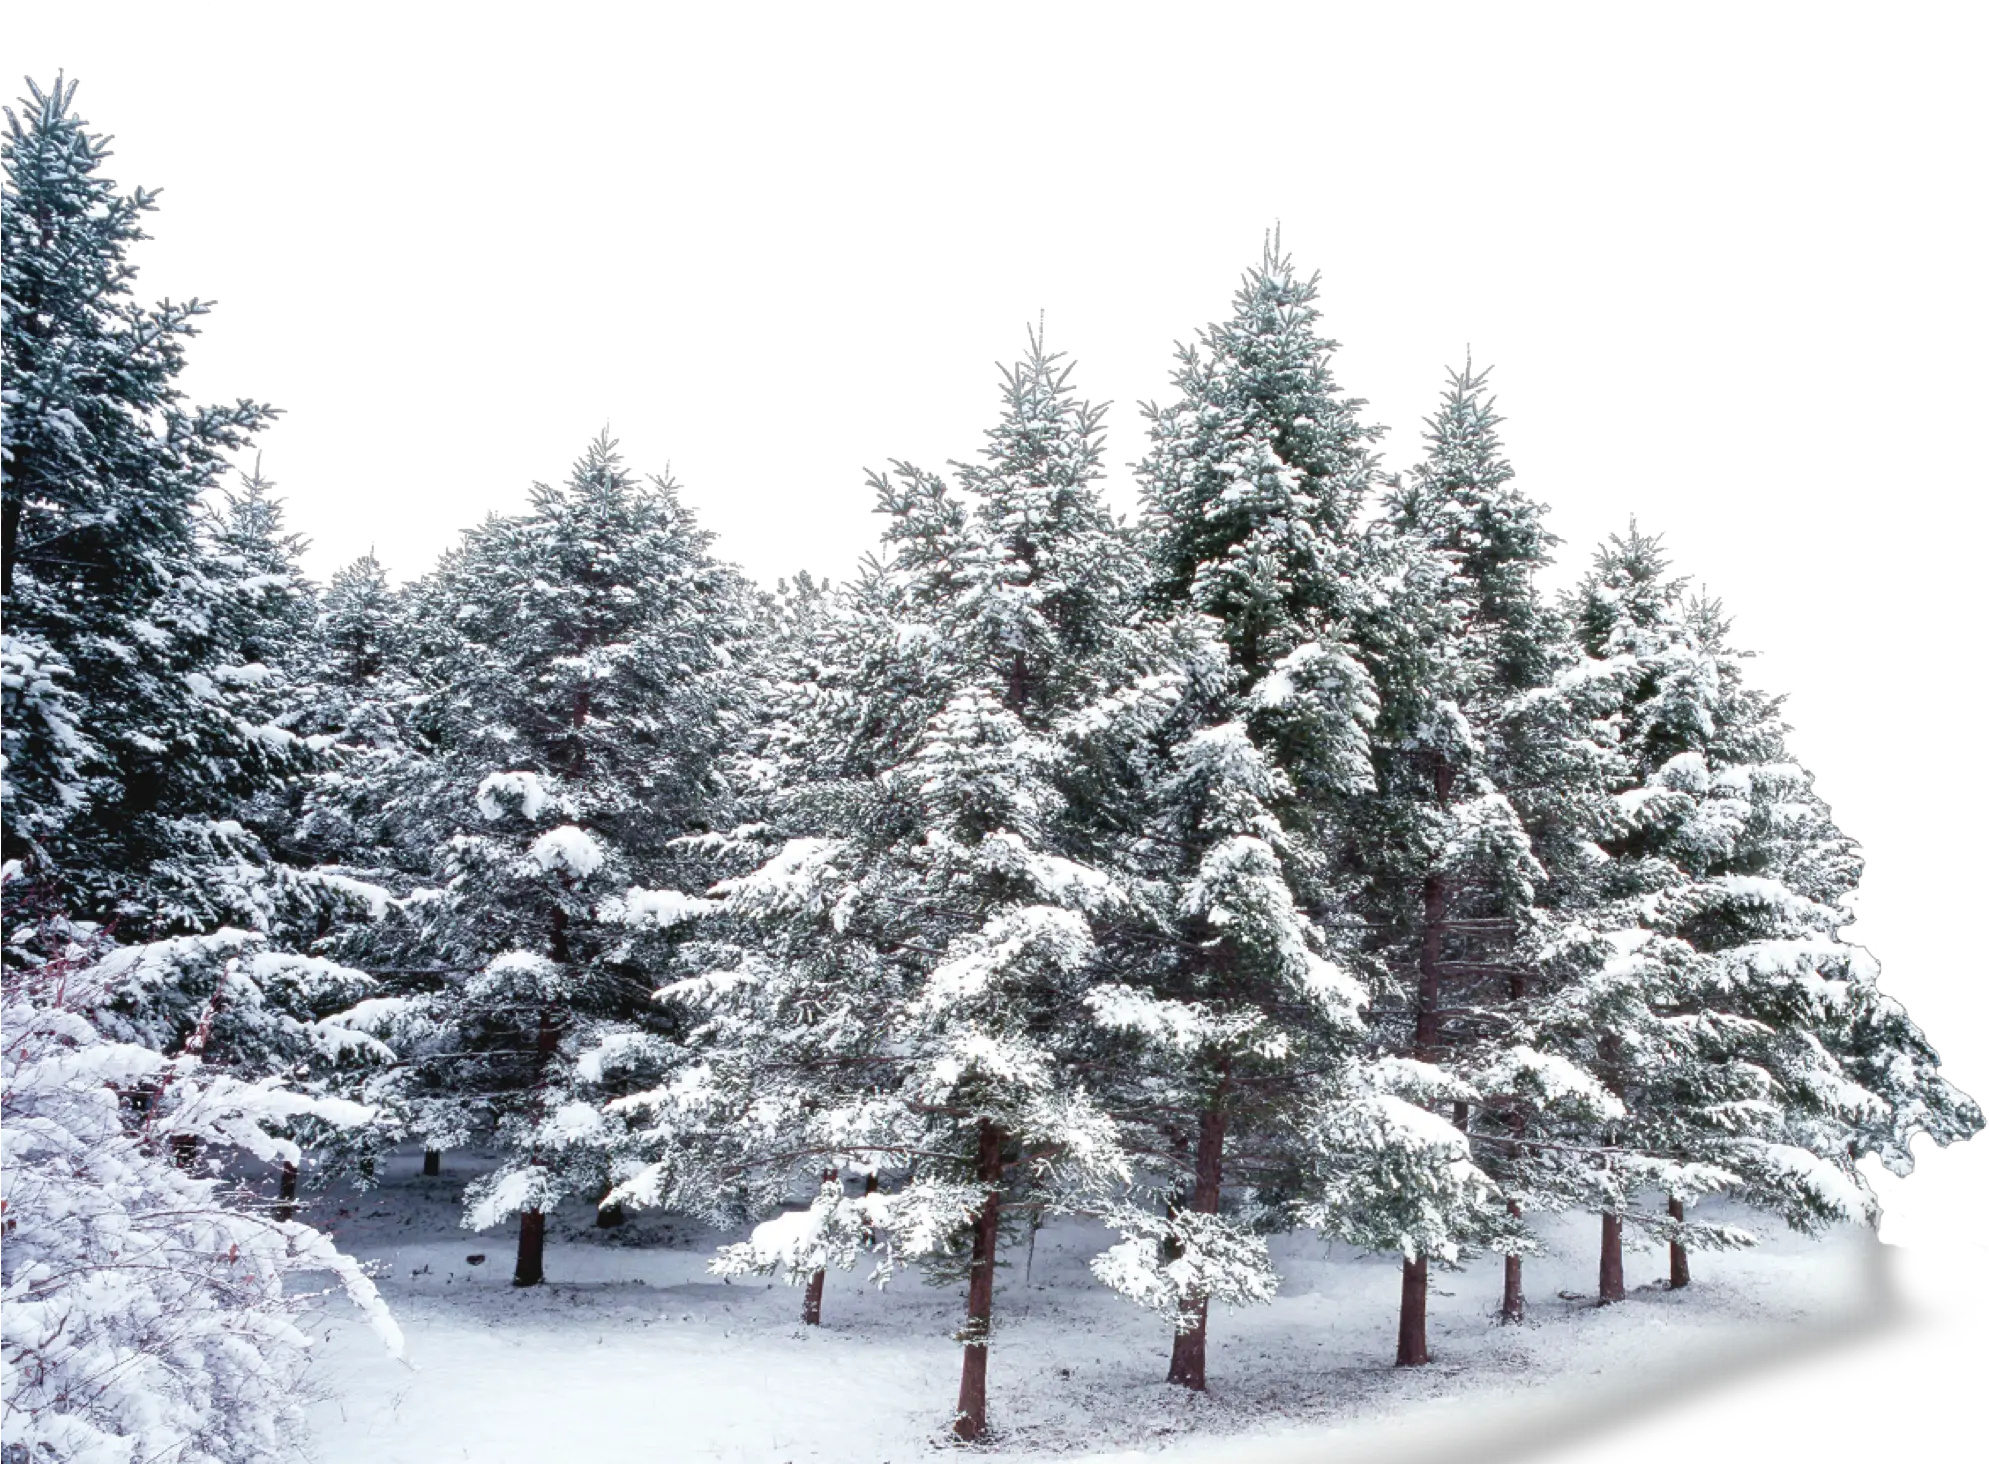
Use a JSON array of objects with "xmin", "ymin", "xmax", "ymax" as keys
[
  {"xmin": 300, "ymin": 1148, "xmax": 1893, "ymax": 1464},
  {"xmin": 475, "ymin": 770, "xmax": 554, "ymax": 821},
  {"xmin": 616, "ymin": 885, "xmax": 714, "ymax": 927},
  {"xmin": 527, "ymin": 824, "xmax": 606, "ymax": 877}
]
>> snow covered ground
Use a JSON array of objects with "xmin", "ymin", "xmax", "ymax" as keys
[{"xmin": 296, "ymin": 1147, "xmax": 1893, "ymax": 1463}]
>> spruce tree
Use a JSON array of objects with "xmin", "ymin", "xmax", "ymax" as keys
[
  {"xmin": 1565, "ymin": 529, "xmax": 1982, "ymax": 1293},
  {"xmin": 615, "ymin": 333, "xmax": 1139, "ymax": 1438},
  {"xmin": 1109, "ymin": 239, "xmax": 1395, "ymax": 1389},
  {"xmin": 376, "ymin": 435, "xmax": 753, "ymax": 1286},
  {"xmin": 2, "ymin": 77, "xmax": 295, "ymax": 933}
]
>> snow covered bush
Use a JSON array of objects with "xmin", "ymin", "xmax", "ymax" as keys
[{"xmin": 0, "ymin": 930, "xmax": 402, "ymax": 1464}]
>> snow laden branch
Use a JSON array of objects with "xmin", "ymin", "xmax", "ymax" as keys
[{"xmin": 1, "ymin": 947, "xmax": 402, "ymax": 1464}]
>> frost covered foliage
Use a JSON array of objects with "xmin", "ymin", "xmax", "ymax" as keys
[
  {"xmin": 351, "ymin": 433, "xmax": 757, "ymax": 1282},
  {"xmin": 0, "ymin": 79, "xmax": 314, "ymax": 935},
  {"xmin": 0, "ymin": 932, "xmax": 401, "ymax": 1464},
  {"xmin": 610, "ymin": 331, "xmax": 1144, "ymax": 1439},
  {"xmin": 1552, "ymin": 529, "xmax": 1983, "ymax": 1251},
  {"xmin": 1140, "ymin": 234, "xmax": 1379, "ymax": 676}
]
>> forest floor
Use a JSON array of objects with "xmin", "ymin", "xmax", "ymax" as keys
[{"xmin": 294, "ymin": 1146, "xmax": 1890, "ymax": 1463}]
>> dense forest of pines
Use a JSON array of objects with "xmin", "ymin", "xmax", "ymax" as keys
[{"xmin": 3, "ymin": 76, "xmax": 1980, "ymax": 1460}]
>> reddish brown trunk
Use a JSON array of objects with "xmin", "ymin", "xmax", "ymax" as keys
[
  {"xmin": 1397, "ymin": 1252, "xmax": 1431, "ymax": 1364},
  {"xmin": 1167, "ymin": 1091, "xmax": 1229, "ymax": 1391},
  {"xmin": 797, "ymin": 1168, "xmax": 835, "ymax": 1319},
  {"xmin": 1598, "ymin": 1210, "xmax": 1625, "ymax": 1303},
  {"xmin": 953, "ymin": 1119, "xmax": 1004, "ymax": 1442},
  {"xmin": 1398, "ymin": 783, "xmax": 1452, "ymax": 1366},
  {"xmin": 1668, "ymin": 1195, "xmax": 1690, "ymax": 1289},
  {"xmin": 274, "ymin": 1159, "xmax": 298, "ymax": 1221},
  {"xmin": 1413, "ymin": 869, "xmax": 1448, "ymax": 1059},
  {"xmin": 1596, "ymin": 1027, "xmax": 1627, "ymax": 1305},
  {"xmin": 514, "ymin": 1208, "xmax": 546, "ymax": 1287},
  {"xmin": 1500, "ymin": 967, "xmax": 1528, "ymax": 1325},
  {"xmin": 1495, "ymin": 1105, "xmax": 1527, "ymax": 1320},
  {"xmin": 2, "ymin": 490, "xmax": 21, "ymax": 598},
  {"xmin": 423, "ymin": 1147, "xmax": 442, "ymax": 1177},
  {"xmin": 1501, "ymin": 1200, "xmax": 1525, "ymax": 1324},
  {"xmin": 512, "ymin": 997, "xmax": 563, "ymax": 1288}
]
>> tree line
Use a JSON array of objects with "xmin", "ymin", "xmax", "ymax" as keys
[{"xmin": 3, "ymin": 76, "xmax": 1978, "ymax": 1455}]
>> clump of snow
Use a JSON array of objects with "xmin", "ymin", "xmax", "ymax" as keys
[
  {"xmin": 528, "ymin": 824, "xmax": 606, "ymax": 878},
  {"xmin": 476, "ymin": 769, "xmax": 554, "ymax": 822},
  {"xmin": 616, "ymin": 886, "xmax": 714, "ymax": 928}
]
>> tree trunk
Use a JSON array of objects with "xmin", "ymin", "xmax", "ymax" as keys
[
  {"xmin": 1396, "ymin": 1252, "xmax": 1432, "ymax": 1365},
  {"xmin": 1501, "ymin": 1200, "xmax": 1526, "ymax": 1324},
  {"xmin": 1398, "ymin": 769, "xmax": 1452, "ymax": 1366},
  {"xmin": 953, "ymin": 1118, "xmax": 1004, "ymax": 1442},
  {"xmin": 1596, "ymin": 1028, "xmax": 1627, "ymax": 1305},
  {"xmin": 1500, "ymin": 1096, "xmax": 1527, "ymax": 1323},
  {"xmin": 514, "ymin": 1208, "xmax": 547, "ymax": 1287},
  {"xmin": 1668, "ymin": 1195, "xmax": 1690, "ymax": 1289},
  {"xmin": 1168, "ymin": 1090, "xmax": 1229, "ymax": 1391},
  {"xmin": 1598, "ymin": 1210, "xmax": 1625, "ymax": 1304},
  {"xmin": 513, "ymin": 997, "xmax": 563, "ymax": 1289},
  {"xmin": 423, "ymin": 1147, "xmax": 442, "ymax": 1177},
  {"xmin": 798, "ymin": 1166, "xmax": 835, "ymax": 1321},
  {"xmin": 2, "ymin": 489, "xmax": 21, "ymax": 598},
  {"xmin": 274, "ymin": 1159, "xmax": 298, "ymax": 1221}
]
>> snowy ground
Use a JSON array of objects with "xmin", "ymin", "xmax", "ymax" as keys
[{"xmin": 294, "ymin": 1147, "xmax": 1890, "ymax": 1463}]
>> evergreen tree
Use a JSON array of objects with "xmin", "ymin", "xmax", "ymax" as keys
[
  {"xmin": 375, "ymin": 435, "xmax": 754, "ymax": 1285},
  {"xmin": 2, "ymin": 77, "xmax": 297, "ymax": 933},
  {"xmin": 0, "ymin": 911, "xmax": 402, "ymax": 1464},
  {"xmin": 614, "ymin": 333, "xmax": 1140, "ymax": 1438},
  {"xmin": 1564, "ymin": 528, "xmax": 1982, "ymax": 1294},
  {"xmin": 1108, "ymin": 241, "xmax": 1402, "ymax": 1389}
]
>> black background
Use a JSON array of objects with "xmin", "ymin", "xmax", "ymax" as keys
[{"xmin": 11, "ymin": 17, "xmax": 1973, "ymax": 1456}]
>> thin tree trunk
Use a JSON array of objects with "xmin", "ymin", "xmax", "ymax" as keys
[
  {"xmin": 1397, "ymin": 1252, "xmax": 1431, "ymax": 1365},
  {"xmin": 799, "ymin": 1167, "xmax": 835, "ymax": 1322},
  {"xmin": 514, "ymin": 1208, "xmax": 547, "ymax": 1287},
  {"xmin": 514, "ymin": 995, "xmax": 564, "ymax": 1289},
  {"xmin": 1597, "ymin": 1029, "xmax": 1626, "ymax": 1305},
  {"xmin": 2, "ymin": 489, "xmax": 21, "ymax": 598},
  {"xmin": 1598, "ymin": 1210, "xmax": 1626, "ymax": 1304},
  {"xmin": 1668, "ymin": 1195, "xmax": 1690, "ymax": 1289},
  {"xmin": 953, "ymin": 1118, "xmax": 1005, "ymax": 1442},
  {"xmin": 1500, "ymin": 1092, "xmax": 1527, "ymax": 1324},
  {"xmin": 1168, "ymin": 1087, "xmax": 1229, "ymax": 1391},
  {"xmin": 1501, "ymin": 1200, "xmax": 1526, "ymax": 1324},
  {"xmin": 1399, "ymin": 763, "xmax": 1452, "ymax": 1366},
  {"xmin": 1499, "ymin": 966, "xmax": 1529, "ymax": 1325},
  {"xmin": 275, "ymin": 1159, "xmax": 298, "ymax": 1221},
  {"xmin": 423, "ymin": 1147, "xmax": 442, "ymax": 1177}
]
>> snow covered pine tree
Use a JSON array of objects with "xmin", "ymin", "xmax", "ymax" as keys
[
  {"xmin": 379, "ymin": 435, "xmax": 753, "ymax": 1286},
  {"xmin": 1, "ymin": 77, "xmax": 307, "ymax": 936},
  {"xmin": 1098, "ymin": 238, "xmax": 1392, "ymax": 1389}
]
